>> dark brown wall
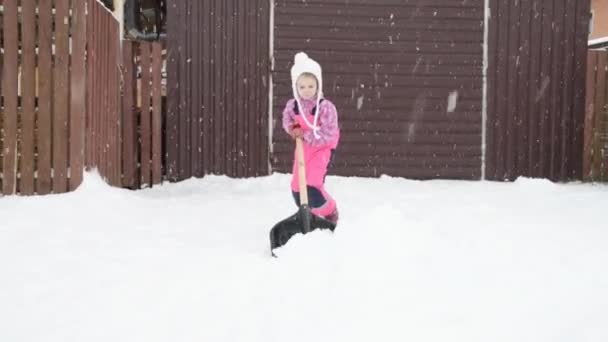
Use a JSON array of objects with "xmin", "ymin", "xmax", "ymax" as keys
[
  {"xmin": 272, "ymin": 0, "xmax": 485, "ymax": 179},
  {"xmin": 486, "ymin": 0, "xmax": 591, "ymax": 181},
  {"xmin": 165, "ymin": 0, "xmax": 271, "ymax": 180}
]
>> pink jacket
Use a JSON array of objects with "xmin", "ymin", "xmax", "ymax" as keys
[{"xmin": 282, "ymin": 97, "xmax": 340, "ymax": 149}]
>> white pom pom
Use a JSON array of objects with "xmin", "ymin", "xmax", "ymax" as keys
[{"xmin": 294, "ymin": 52, "xmax": 308, "ymax": 64}]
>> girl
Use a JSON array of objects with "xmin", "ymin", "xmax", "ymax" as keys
[{"xmin": 282, "ymin": 52, "xmax": 340, "ymax": 224}]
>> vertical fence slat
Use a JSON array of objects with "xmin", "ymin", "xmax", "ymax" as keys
[
  {"xmin": 1, "ymin": 0, "xmax": 19, "ymax": 194},
  {"xmin": 103, "ymin": 13, "xmax": 109, "ymax": 179},
  {"xmin": 516, "ymin": 0, "xmax": 531, "ymax": 177},
  {"xmin": 486, "ymin": 0, "xmax": 499, "ymax": 179},
  {"xmin": 548, "ymin": 0, "xmax": 565, "ymax": 180},
  {"xmin": 593, "ymin": 55, "xmax": 607, "ymax": 179},
  {"xmin": 237, "ymin": 0, "xmax": 245, "ymax": 178},
  {"xmin": 495, "ymin": 0, "xmax": 509, "ymax": 179},
  {"xmin": 21, "ymin": 0, "xmax": 37, "ymax": 194},
  {"xmin": 584, "ymin": 52, "xmax": 598, "ymax": 179},
  {"xmin": 254, "ymin": 0, "xmax": 260, "ymax": 177},
  {"xmin": 85, "ymin": 0, "xmax": 93, "ymax": 168},
  {"xmin": 121, "ymin": 42, "xmax": 136, "ymax": 187},
  {"xmin": 505, "ymin": 0, "xmax": 520, "ymax": 180},
  {"xmin": 203, "ymin": 0, "xmax": 211, "ymax": 175},
  {"xmin": 560, "ymin": 0, "xmax": 576, "ymax": 179},
  {"xmin": 538, "ymin": 0, "xmax": 554, "ymax": 178},
  {"xmin": 37, "ymin": 0, "xmax": 53, "ymax": 194},
  {"xmin": 111, "ymin": 23, "xmax": 121, "ymax": 187},
  {"xmin": 179, "ymin": 0, "xmax": 188, "ymax": 178},
  {"xmin": 226, "ymin": 0, "xmax": 234, "ymax": 177},
  {"xmin": 527, "ymin": 1, "xmax": 543, "ymax": 177},
  {"xmin": 70, "ymin": 0, "xmax": 87, "ymax": 190},
  {"xmin": 213, "ymin": 0, "xmax": 222, "ymax": 174},
  {"xmin": 190, "ymin": 0, "xmax": 200, "ymax": 178},
  {"xmin": 152, "ymin": 43, "xmax": 163, "ymax": 184},
  {"xmin": 259, "ymin": 0, "xmax": 270, "ymax": 176},
  {"xmin": 122, "ymin": 42, "xmax": 137, "ymax": 187},
  {"xmin": 53, "ymin": 0, "xmax": 70, "ymax": 192},
  {"xmin": 141, "ymin": 43, "xmax": 152, "ymax": 187},
  {"xmin": 573, "ymin": 0, "xmax": 591, "ymax": 180},
  {"xmin": 592, "ymin": 55, "xmax": 607, "ymax": 179},
  {"xmin": 184, "ymin": 2, "xmax": 194, "ymax": 180},
  {"xmin": 246, "ymin": 0, "xmax": 255, "ymax": 177},
  {"xmin": 166, "ymin": 2, "xmax": 179, "ymax": 180}
]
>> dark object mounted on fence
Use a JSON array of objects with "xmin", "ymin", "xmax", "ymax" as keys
[{"xmin": 124, "ymin": 0, "xmax": 167, "ymax": 41}]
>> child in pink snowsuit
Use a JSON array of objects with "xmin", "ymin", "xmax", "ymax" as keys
[{"xmin": 282, "ymin": 52, "xmax": 340, "ymax": 224}]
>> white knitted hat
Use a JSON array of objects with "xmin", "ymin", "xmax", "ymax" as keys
[{"xmin": 290, "ymin": 52, "xmax": 323, "ymax": 137}]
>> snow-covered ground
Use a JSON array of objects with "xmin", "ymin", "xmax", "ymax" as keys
[{"xmin": 1, "ymin": 172, "xmax": 607, "ymax": 342}]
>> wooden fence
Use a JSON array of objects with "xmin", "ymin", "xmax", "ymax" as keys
[
  {"xmin": 486, "ymin": 0, "xmax": 590, "ymax": 181},
  {"xmin": 85, "ymin": 0, "xmax": 164, "ymax": 189},
  {"xmin": 585, "ymin": 50, "xmax": 608, "ymax": 182},
  {"xmin": 86, "ymin": 0, "xmax": 122, "ymax": 187},
  {"xmin": 165, "ymin": 0, "xmax": 271, "ymax": 181},
  {"xmin": 1, "ymin": 1, "xmax": 164, "ymax": 196},
  {"xmin": 121, "ymin": 41, "xmax": 164, "ymax": 189},
  {"xmin": 1, "ymin": 0, "xmax": 86, "ymax": 195}
]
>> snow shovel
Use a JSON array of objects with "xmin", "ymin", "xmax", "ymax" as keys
[{"xmin": 269, "ymin": 136, "xmax": 336, "ymax": 256}]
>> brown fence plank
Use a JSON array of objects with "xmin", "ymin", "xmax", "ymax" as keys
[
  {"xmin": 560, "ymin": 0, "xmax": 576, "ymax": 179},
  {"xmin": 237, "ymin": 0, "xmax": 245, "ymax": 177},
  {"xmin": 592, "ymin": 54, "xmax": 607, "ymax": 179},
  {"xmin": 538, "ymin": 0, "xmax": 553, "ymax": 178},
  {"xmin": 185, "ymin": 1, "xmax": 193, "ymax": 178},
  {"xmin": 259, "ymin": 0, "xmax": 270, "ymax": 176},
  {"xmin": 53, "ymin": 0, "xmax": 70, "ymax": 193},
  {"xmin": 213, "ymin": 0, "xmax": 222, "ymax": 174},
  {"xmin": 152, "ymin": 43, "xmax": 163, "ymax": 184},
  {"xmin": 549, "ymin": 0, "xmax": 565, "ymax": 180},
  {"xmin": 494, "ymin": 0, "xmax": 509, "ymax": 179},
  {"xmin": 21, "ymin": 0, "xmax": 37, "ymax": 195},
  {"xmin": 516, "ymin": 0, "xmax": 531, "ymax": 177},
  {"xmin": 109, "ymin": 23, "xmax": 120, "ymax": 187},
  {"xmin": 141, "ymin": 43, "xmax": 152, "ymax": 187},
  {"xmin": 184, "ymin": 2, "xmax": 194, "ymax": 180},
  {"xmin": 505, "ymin": 0, "xmax": 520, "ymax": 180},
  {"xmin": 527, "ymin": 0, "xmax": 543, "ymax": 177},
  {"xmin": 37, "ymin": 0, "xmax": 53, "ymax": 194},
  {"xmin": 247, "ymin": 0, "xmax": 255, "ymax": 177},
  {"xmin": 230, "ymin": 0, "xmax": 236, "ymax": 177},
  {"xmin": 202, "ymin": 0, "xmax": 212, "ymax": 175},
  {"xmin": 573, "ymin": 0, "xmax": 591, "ymax": 180},
  {"xmin": 190, "ymin": 0, "xmax": 201, "ymax": 177},
  {"xmin": 122, "ymin": 42, "xmax": 137, "ymax": 188},
  {"xmin": 86, "ymin": 0, "xmax": 94, "ymax": 168},
  {"xmin": 486, "ymin": 0, "xmax": 499, "ymax": 179},
  {"xmin": 70, "ymin": 0, "xmax": 87, "ymax": 190},
  {"xmin": 253, "ymin": 0, "xmax": 260, "ymax": 177},
  {"xmin": 584, "ymin": 52, "xmax": 598, "ymax": 179},
  {"xmin": 101, "ymin": 12, "xmax": 109, "ymax": 179},
  {"xmin": 178, "ymin": 0, "xmax": 188, "ymax": 179},
  {"xmin": 1, "ymin": 0, "xmax": 18, "ymax": 194}
]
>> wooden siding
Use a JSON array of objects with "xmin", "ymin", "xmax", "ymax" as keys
[{"xmin": 272, "ymin": 0, "xmax": 485, "ymax": 179}]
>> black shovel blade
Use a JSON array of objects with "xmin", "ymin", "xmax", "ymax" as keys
[{"xmin": 269, "ymin": 206, "xmax": 336, "ymax": 255}]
